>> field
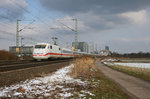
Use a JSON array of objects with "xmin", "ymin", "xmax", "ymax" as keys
[
  {"xmin": 103, "ymin": 58, "xmax": 150, "ymax": 82},
  {"xmin": 121, "ymin": 58, "xmax": 150, "ymax": 63}
]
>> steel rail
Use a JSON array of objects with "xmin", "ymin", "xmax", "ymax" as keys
[{"xmin": 0, "ymin": 59, "xmax": 71, "ymax": 72}]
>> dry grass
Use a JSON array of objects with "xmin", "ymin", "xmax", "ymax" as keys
[
  {"xmin": 0, "ymin": 57, "xmax": 131, "ymax": 99},
  {"xmin": 71, "ymin": 56, "xmax": 98, "ymax": 78},
  {"xmin": 109, "ymin": 65, "xmax": 150, "ymax": 82},
  {"xmin": 36, "ymin": 72, "xmax": 47, "ymax": 77},
  {"xmin": 0, "ymin": 50, "xmax": 17, "ymax": 60},
  {"xmin": 91, "ymin": 73, "xmax": 131, "ymax": 99},
  {"xmin": 69, "ymin": 57, "xmax": 131, "ymax": 98}
]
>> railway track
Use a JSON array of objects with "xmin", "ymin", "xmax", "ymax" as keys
[
  {"xmin": 0, "ymin": 60, "xmax": 32, "ymax": 66},
  {"xmin": 0, "ymin": 59, "xmax": 71, "ymax": 72}
]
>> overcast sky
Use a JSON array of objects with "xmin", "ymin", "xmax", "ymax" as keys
[{"xmin": 0, "ymin": 0, "xmax": 150, "ymax": 53}]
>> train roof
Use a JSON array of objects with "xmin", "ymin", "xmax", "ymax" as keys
[
  {"xmin": 62, "ymin": 47, "xmax": 72, "ymax": 51},
  {"xmin": 35, "ymin": 43, "xmax": 59, "ymax": 47},
  {"xmin": 36, "ymin": 43, "xmax": 49, "ymax": 45},
  {"xmin": 35, "ymin": 43, "xmax": 73, "ymax": 51}
]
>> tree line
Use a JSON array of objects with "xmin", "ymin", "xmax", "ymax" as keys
[{"xmin": 111, "ymin": 52, "xmax": 150, "ymax": 58}]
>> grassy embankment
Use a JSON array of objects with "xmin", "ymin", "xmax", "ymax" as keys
[
  {"xmin": 108, "ymin": 64, "xmax": 150, "ymax": 82},
  {"xmin": 121, "ymin": 58, "xmax": 150, "ymax": 63},
  {"xmin": 70, "ymin": 56, "xmax": 131, "ymax": 99}
]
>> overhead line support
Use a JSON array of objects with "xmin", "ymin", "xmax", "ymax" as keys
[{"xmin": 16, "ymin": 19, "xmax": 21, "ymax": 47}]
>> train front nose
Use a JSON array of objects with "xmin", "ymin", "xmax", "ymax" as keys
[
  {"xmin": 32, "ymin": 52, "xmax": 48, "ymax": 60},
  {"xmin": 32, "ymin": 44, "xmax": 48, "ymax": 60}
]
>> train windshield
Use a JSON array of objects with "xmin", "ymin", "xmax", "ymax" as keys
[{"xmin": 35, "ymin": 45, "xmax": 46, "ymax": 49}]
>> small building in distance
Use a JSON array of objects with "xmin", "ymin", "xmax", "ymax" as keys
[
  {"xmin": 99, "ymin": 46, "xmax": 111, "ymax": 56},
  {"xmin": 105, "ymin": 46, "xmax": 109, "ymax": 50},
  {"xmin": 72, "ymin": 42, "xmax": 89, "ymax": 53},
  {"xmin": 9, "ymin": 46, "xmax": 34, "ymax": 56},
  {"xmin": 99, "ymin": 50, "xmax": 111, "ymax": 56}
]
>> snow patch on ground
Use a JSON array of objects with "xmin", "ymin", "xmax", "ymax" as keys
[
  {"xmin": 101, "ymin": 58, "xmax": 119, "ymax": 62},
  {"xmin": 0, "ymin": 64, "xmax": 95, "ymax": 98},
  {"xmin": 104, "ymin": 62, "xmax": 150, "ymax": 69}
]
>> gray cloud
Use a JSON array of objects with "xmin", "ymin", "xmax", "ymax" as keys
[
  {"xmin": 39, "ymin": 0, "xmax": 150, "ymax": 31},
  {"xmin": 0, "ymin": 0, "xmax": 28, "ymax": 21},
  {"xmin": 40, "ymin": 0, "xmax": 150, "ymax": 14}
]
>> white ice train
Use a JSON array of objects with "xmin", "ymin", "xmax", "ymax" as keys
[{"xmin": 32, "ymin": 43, "xmax": 85, "ymax": 60}]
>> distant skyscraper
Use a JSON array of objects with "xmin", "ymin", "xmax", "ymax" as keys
[{"xmin": 105, "ymin": 46, "xmax": 109, "ymax": 51}]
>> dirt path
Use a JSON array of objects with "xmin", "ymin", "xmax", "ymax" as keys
[{"xmin": 95, "ymin": 60, "xmax": 150, "ymax": 99}]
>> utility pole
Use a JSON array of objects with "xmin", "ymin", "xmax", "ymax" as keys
[
  {"xmin": 57, "ymin": 19, "xmax": 78, "ymax": 42},
  {"xmin": 16, "ymin": 19, "xmax": 21, "ymax": 47},
  {"xmin": 57, "ymin": 19, "xmax": 78, "ymax": 51},
  {"xmin": 21, "ymin": 37, "xmax": 24, "ymax": 59},
  {"xmin": 16, "ymin": 19, "xmax": 35, "ymax": 47},
  {"xmin": 16, "ymin": 19, "xmax": 35, "ymax": 56},
  {"xmin": 73, "ymin": 19, "xmax": 78, "ymax": 51},
  {"xmin": 16, "ymin": 19, "xmax": 21, "ymax": 57}
]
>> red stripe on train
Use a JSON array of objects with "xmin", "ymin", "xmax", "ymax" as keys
[{"xmin": 33, "ymin": 53, "xmax": 74, "ymax": 56}]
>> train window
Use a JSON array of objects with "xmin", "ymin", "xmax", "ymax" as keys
[
  {"xmin": 35, "ymin": 45, "xmax": 46, "ymax": 49},
  {"xmin": 50, "ymin": 46, "xmax": 52, "ymax": 49},
  {"xmin": 62, "ymin": 50, "xmax": 72, "ymax": 54}
]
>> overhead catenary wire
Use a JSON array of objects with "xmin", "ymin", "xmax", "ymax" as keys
[
  {"xmin": 0, "ymin": 36, "xmax": 15, "ymax": 42},
  {"xmin": 0, "ymin": 21, "xmax": 15, "ymax": 31},
  {"xmin": 0, "ymin": 0, "xmax": 72, "ymax": 49},
  {"xmin": 9, "ymin": 0, "xmax": 74, "ymax": 41},
  {"xmin": 0, "ymin": 19, "xmax": 77, "ymax": 44},
  {"xmin": 6, "ymin": 0, "xmax": 76, "ymax": 48},
  {"xmin": 0, "ymin": 29, "xmax": 42, "ymax": 43},
  {"xmin": 0, "ymin": 30, "xmax": 15, "ymax": 36},
  {"xmin": 25, "ymin": 1, "xmax": 74, "ymax": 42},
  {"xmin": 18, "ymin": 20, "xmax": 35, "ymax": 32}
]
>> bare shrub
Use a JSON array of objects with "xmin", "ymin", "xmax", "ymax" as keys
[
  {"xmin": 71, "ymin": 56, "xmax": 98, "ymax": 78},
  {"xmin": 0, "ymin": 50, "xmax": 17, "ymax": 60}
]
